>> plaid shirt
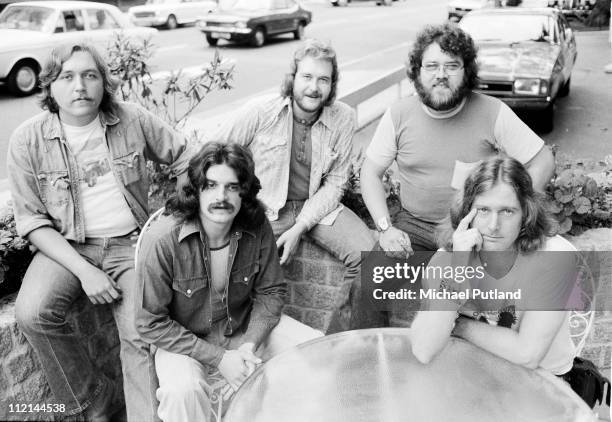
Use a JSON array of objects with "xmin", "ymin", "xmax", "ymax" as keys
[{"xmin": 210, "ymin": 95, "xmax": 356, "ymax": 230}]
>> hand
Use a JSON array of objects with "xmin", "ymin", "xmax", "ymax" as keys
[
  {"xmin": 451, "ymin": 315, "xmax": 471, "ymax": 338},
  {"xmin": 452, "ymin": 209, "xmax": 483, "ymax": 252},
  {"xmin": 379, "ymin": 226, "xmax": 413, "ymax": 258},
  {"xmin": 76, "ymin": 263, "xmax": 122, "ymax": 305},
  {"xmin": 276, "ymin": 222, "xmax": 307, "ymax": 265},
  {"xmin": 218, "ymin": 349, "xmax": 262, "ymax": 391},
  {"xmin": 237, "ymin": 342, "xmax": 260, "ymax": 377}
]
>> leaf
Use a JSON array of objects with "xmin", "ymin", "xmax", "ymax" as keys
[
  {"xmin": 559, "ymin": 217, "xmax": 572, "ymax": 233},
  {"xmin": 572, "ymin": 197, "xmax": 591, "ymax": 214},
  {"xmin": 583, "ymin": 178, "xmax": 599, "ymax": 197}
]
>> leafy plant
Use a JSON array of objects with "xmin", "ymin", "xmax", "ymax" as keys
[
  {"xmin": 107, "ymin": 32, "xmax": 235, "ymax": 207},
  {"xmin": 0, "ymin": 206, "xmax": 33, "ymax": 294},
  {"xmin": 546, "ymin": 153, "xmax": 612, "ymax": 234}
]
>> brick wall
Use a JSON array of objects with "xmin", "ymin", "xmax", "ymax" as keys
[{"xmin": 0, "ymin": 294, "xmax": 122, "ymax": 421}]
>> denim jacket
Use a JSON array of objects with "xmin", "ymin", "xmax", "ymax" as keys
[
  {"xmin": 211, "ymin": 95, "xmax": 356, "ymax": 230},
  {"xmin": 135, "ymin": 215, "xmax": 287, "ymax": 367},
  {"xmin": 7, "ymin": 102, "xmax": 194, "ymax": 242}
]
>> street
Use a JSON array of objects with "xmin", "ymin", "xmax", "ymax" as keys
[{"xmin": 0, "ymin": 0, "xmax": 611, "ymax": 181}]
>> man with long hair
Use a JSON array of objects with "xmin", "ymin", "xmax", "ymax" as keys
[
  {"xmin": 7, "ymin": 42, "xmax": 194, "ymax": 421},
  {"xmin": 212, "ymin": 39, "xmax": 375, "ymax": 332},
  {"xmin": 136, "ymin": 142, "xmax": 321, "ymax": 421},
  {"xmin": 411, "ymin": 156, "xmax": 576, "ymax": 373}
]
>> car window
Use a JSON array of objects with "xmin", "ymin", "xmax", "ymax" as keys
[
  {"xmin": 86, "ymin": 9, "xmax": 120, "ymax": 30},
  {"xmin": 460, "ymin": 14, "xmax": 556, "ymax": 43},
  {"xmin": 62, "ymin": 10, "xmax": 85, "ymax": 32},
  {"xmin": 0, "ymin": 5, "xmax": 55, "ymax": 32}
]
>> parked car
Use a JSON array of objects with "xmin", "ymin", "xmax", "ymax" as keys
[
  {"xmin": 128, "ymin": 0, "xmax": 216, "ymax": 30},
  {"xmin": 197, "ymin": 0, "xmax": 312, "ymax": 47},
  {"xmin": 459, "ymin": 8, "xmax": 577, "ymax": 131},
  {"xmin": 447, "ymin": 0, "xmax": 493, "ymax": 21},
  {"xmin": 0, "ymin": 1, "xmax": 157, "ymax": 96},
  {"xmin": 329, "ymin": 0, "xmax": 397, "ymax": 6}
]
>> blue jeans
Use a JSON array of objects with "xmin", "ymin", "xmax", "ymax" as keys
[
  {"xmin": 15, "ymin": 236, "xmax": 159, "ymax": 421},
  {"xmin": 271, "ymin": 202, "xmax": 376, "ymax": 333}
]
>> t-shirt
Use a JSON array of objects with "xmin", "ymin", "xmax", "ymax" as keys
[
  {"xmin": 287, "ymin": 117, "xmax": 313, "ymax": 201},
  {"xmin": 63, "ymin": 117, "xmax": 137, "ymax": 238},
  {"xmin": 366, "ymin": 93, "xmax": 544, "ymax": 223},
  {"xmin": 423, "ymin": 236, "xmax": 577, "ymax": 375}
]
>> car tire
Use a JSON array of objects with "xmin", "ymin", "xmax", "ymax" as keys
[
  {"xmin": 540, "ymin": 104, "xmax": 555, "ymax": 133},
  {"xmin": 294, "ymin": 23, "xmax": 305, "ymax": 40},
  {"xmin": 559, "ymin": 77, "xmax": 570, "ymax": 97},
  {"xmin": 206, "ymin": 34, "xmax": 218, "ymax": 46},
  {"xmin": 166, "ymin": 14, "xmax": 178, "ymax": 30},
  {"xmin": 251, "ymin": 28, "xmax": 265, "ymax": 47},
  {"xmin": 7, "ymin": 60, "xmax": 39, "ymax": 97},
  {"xmin": 331, "ymin": 0, "xmax": 339, "ymax": 5}
]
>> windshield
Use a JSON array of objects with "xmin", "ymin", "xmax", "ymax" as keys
[
  {"xmin": 460, "ymin": 15, "xmax": 554, "ymax": 43},
  {"xmin": 219, "ymin": 0, "xmax": 271, "ymax": 10},
  {"xmin": 0, "ymin": 5, "xmax": 55, "ymax": 32}
]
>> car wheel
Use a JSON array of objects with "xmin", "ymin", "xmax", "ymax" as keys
[
  {"xmin": 166, "ymin": 14, "xmax": 178, "ymax": 30},
  {"xmin": 7, "ymin": 61, "xmax": 39, "ymax": 96},
  {"xmin": 294, "ymin": 23, "xmax": 305, "ymax": 40},
  {"xmin": 331, "ymin": 0, "xmax": 339, "ymax": 5},
  {"xmin": 206, "ymin": 35, "xmax": 218, "ymax": 46},
  {"xmin": 540, "ymin": 104, "xmax": 554, "ymax": 133},
  {"xmin": 559, "ymin": 77, "xmax": 570, "ymax": 97},
  {"xmin": 251, "ymin": 28, "xmax": 265, "ymax": 47}
]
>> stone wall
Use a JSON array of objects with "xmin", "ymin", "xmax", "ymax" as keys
[{"xmin": 0, "ymin": 294, "xmax": 122, "ymax": 421}]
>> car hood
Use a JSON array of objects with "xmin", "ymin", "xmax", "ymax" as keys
[
  {"xmin": 0, "ymin": 29, "xmax": 50, "ymax": 52},
  {"xmin": 476, "ymin": 42, "xmax": 560, "ymax": 79},
  {"xmin": 206, "ymin": 9, "xmax": 271, "ymax": 21}
]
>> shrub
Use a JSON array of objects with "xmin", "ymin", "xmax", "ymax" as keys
[
  {"xmin": 546, "ymin": 153, "xmax": 612, "ymax": 235},
  {"xmin": 0, "ymin": 206, "xmax": 33, "ymax": 296}
]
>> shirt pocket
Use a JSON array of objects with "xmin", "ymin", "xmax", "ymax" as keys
[
  {"xmin": 321, "ymin": 146, "xmax": 340, "ymax": 177},
  {"xmin": 231, "ymin": 262, "xmax": 259, "ymax": 286},
  {"xmin": 37, "ymin": 170, "xmax": 71, "ymax": 209},
  {"xmin": 112, "ymin": 151, "xmax": 142, "ymax": 186},
  {"xmin": 172, "ymin": 277, "xmax": 207, "ymax": 299}
]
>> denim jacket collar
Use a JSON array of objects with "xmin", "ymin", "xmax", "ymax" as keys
[
  {"xmin": 177, "ymin": 218, "xmax": 256, "ymax": 244},
  {"xmin": 41, "ymin": 108, "xmax": 120, "ymax": 141},
  {"xmin": 278, "ymin": 96, "xmax": 334, "ymax": 130}
]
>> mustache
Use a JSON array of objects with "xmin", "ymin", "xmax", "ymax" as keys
[
  {"xmin": 208, "ymin": 201, "xmax": 235, "ymax": 212},
  {"xmin": 433, "ymin": 79, "xmax": 449, "ymax": 87}
]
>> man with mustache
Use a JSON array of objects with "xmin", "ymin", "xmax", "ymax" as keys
[
  {"xmin": 352, "ymin": 23, "xmax": 555, "ymax": 328},
  {"xmin": 7, "ymin": 43, "xmax": 194, "ymax": 421},
  {"xmin": 212, "ymin": 39, "xmax": 375, "ymax": 332},
  {"xmin": 136, "ymin": 142, "xmax": 321, "ymax": 421}
]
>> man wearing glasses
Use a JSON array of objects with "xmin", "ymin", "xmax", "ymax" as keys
[{"xmin": 352, "ymin": 24, "xmax": 554, "ymax": 328}]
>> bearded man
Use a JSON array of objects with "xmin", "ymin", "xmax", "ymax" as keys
[{"xmin": 351, "ymin": 24, "xmax": 555, "ymax": 329}]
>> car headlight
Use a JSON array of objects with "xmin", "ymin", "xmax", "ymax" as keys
[
  {"xmin": 513, "ymin": 78, "xmax": 547, "ymax": 96},
  {"xmin": 235, "ymin": 21, "xmax": 247, "ymax": 28},
  {"xmin": 198, "ymin": 20, "xmax": 207, "ymax": 27}
]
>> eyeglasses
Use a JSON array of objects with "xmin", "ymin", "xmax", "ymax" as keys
[{"xmin": 421, "ymin": 62, "xmax": 464, "ymax": 76}]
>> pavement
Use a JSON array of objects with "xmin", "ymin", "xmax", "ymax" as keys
[{"xmin": 1, "ymin": 28, "xmax": 611, "ymax": 208}]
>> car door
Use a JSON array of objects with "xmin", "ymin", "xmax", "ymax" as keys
[
  {"xmin": 558, "ymin": 14, "xmax": 577, "ymax": 79},
  {"xmin": 82, "ymin": 7, "xmax": 122, "ymax": 46},
  {"xmin": 269, "ymin": 0, "xmax": 289, "ymax": 34},
  {"xmin": 52, "ymin": 9, "xmax": 87, "ymax": 42}
]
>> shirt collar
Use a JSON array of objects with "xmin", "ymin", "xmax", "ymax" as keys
[
  {"xmin": 280, "ymin": 96, "xmax": 333, "ymax": 130},
  {"xmin": 42, "ymin": 107, "xmax": 120, "ymax": 141},
  {"xmin": 177, "ymin": 218, "xmax": 256, "ymax": 243}
]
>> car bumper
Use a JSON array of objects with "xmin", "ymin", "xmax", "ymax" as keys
[
  {"xmin": 198, "ymin": 25, "xmax": 252, "ymax": 35},
  {"xmin": 131, "ymin": 16, "xmax": 168, "ymax": 27},
  {"xmin": 475, "ymin": 91, "xmax": 553, "ymax": 111}
]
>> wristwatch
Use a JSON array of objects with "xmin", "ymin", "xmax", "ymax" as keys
[{"xmin": 376, "ymin": 216, "xmax": 392, "ymax": 233}]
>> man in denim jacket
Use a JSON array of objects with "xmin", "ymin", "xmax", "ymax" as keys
[
  {"xmin": 136, "ymin": 142, "xmax": 321, "ymax": 421},
  {"xmin": 212, "ymin": 39, "xmax": 375, "ymax": 333},
  {"xmin": 7, "ymin": 43, "xmax": 194, "ymax": 421}
]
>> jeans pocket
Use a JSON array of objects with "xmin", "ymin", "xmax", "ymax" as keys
[
  {"xmin": 112, "ymin": 151, "xmax": 142, "ymax": 186},
  {"xmin": 38, "ymin": 170, "xmax": 71, "ymax": 209}
]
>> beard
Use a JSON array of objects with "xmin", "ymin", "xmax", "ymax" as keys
[
  {"xmin": 293, "ymin": 89, "xmax": 328, "ymax": 115},
  {"xmin": 414, "ymin": 76, "xmax": 470, "ymax": 111}
]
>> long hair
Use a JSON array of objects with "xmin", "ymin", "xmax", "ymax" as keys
[
  {"xmin": 406, "ymin": 23, "xmax": 479, "ymax": 92},
  {"xmin": 280, "ymin": 38, "xmax": 339, "ymax": 106},
  {"xmin": 165, "ymin": 142, "xmax": 266, "ymax": 229},
  {"xmin": 439, "ymin": 157, "xmax": 555, "ymax": 253},
  {"xmin": 38, "ymin": 42, "xmax": 119, "ymax": 114}
]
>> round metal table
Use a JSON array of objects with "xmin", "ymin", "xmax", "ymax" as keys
[{"xmin": 225, "ymin": 328, "xmax": 595, "ymax": 422}]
